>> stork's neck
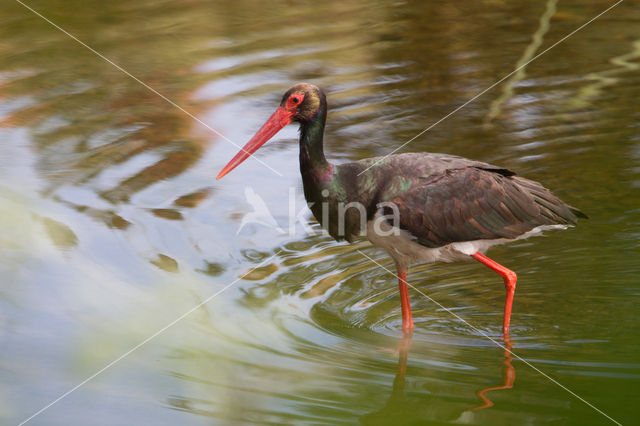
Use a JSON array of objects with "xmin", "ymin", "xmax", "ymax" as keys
[{"xmin": 299, "ymin": 105, "xmax": 330, "ymax": 176}]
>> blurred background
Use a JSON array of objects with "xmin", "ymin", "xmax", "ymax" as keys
[{"xmin": 0, "ymin": 0, "xmax": 638, "ymax": 424}]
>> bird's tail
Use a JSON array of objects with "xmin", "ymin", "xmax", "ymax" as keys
[{"xmin": 512, "ymin": 176, "xmax": 587, "ymax": 225}]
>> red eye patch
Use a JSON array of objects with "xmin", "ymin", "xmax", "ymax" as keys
[{"xmin": 285, "ymin": 93, "xmax": 305, "ymax": 109}]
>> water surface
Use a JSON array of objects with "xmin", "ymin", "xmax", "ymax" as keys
[{"xmin": 1, "ymin": 0, "xmax": 639, "ymax": 424}]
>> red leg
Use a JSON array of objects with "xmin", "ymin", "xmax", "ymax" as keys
[
  {"xmin": 471, "ymin": 252, "xmax": 517, "ymax": 336},
  {"xmin": 397, "ymin": 267, "xmax": 414, "ymax": 331}
]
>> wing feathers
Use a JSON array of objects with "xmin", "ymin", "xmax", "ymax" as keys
[{"xmin": 379, "ymin": 165, "xmax": 582, "ymax": 248}]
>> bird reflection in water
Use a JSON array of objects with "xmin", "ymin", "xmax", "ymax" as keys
[
  {"xmin": 362, "ymin": 333, "xmax": 515, "ymax": 424},
  {"xmin": 391, "ymin": 332, "xmax": 413, "ymax": 399},
  {"xmin": 470, "ymin": 335, "xmax": 515, "ymax": 411}
]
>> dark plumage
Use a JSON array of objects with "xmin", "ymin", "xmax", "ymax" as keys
[
  {"xmin": 218, "ymin": 83, "xmax": 586, "ymax": 335},
  {"xmin": 347, "ymin": 153, "xmax": 586, "ymax": 248}
]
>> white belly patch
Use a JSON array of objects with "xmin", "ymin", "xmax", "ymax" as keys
[{"xmin": 364, "ymin": 212, "xmax": 567, "ymax": 266}]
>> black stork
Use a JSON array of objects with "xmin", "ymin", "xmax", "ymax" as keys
[{"xmin": 217, "ymin": 83, "xmax": 586, "ymax": 336}]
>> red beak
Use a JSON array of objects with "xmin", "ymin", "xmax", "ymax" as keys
[{"xmin": 216, "ymin": 107, "xmax": 294, "ymax": 179}]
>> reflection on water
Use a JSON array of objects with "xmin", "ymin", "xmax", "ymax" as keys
[
  {"xmin": 485, "ymin": 0, "xmax": 558, "ymax": 124},
  {"xmin": 470, "ymin": 337, "xmax": 515, "ymax": 411},
  {"xmin": 361, "ymin": 333, "xmax": 515, "ymax": 424},
  {"xmin": 1, "ymin": 0, "xmax": 639, "ymax": 424}
]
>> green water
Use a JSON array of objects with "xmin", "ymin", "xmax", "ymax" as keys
[{"xmin": 1, "ymin": 0, "xmax": 639, "ymax": 424}]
